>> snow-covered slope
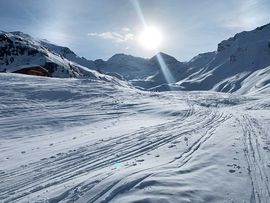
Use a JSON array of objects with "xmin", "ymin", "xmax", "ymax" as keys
[
  {"xmin": 0, "ymin": 31, "xmax": 103, "ymax": 79},
  {"xmin": 0, "ymin": 73, "xmax": 269, "ymax": 202},
  {"xmin": 1, "ymin": 23, "xmax": 270, "ymax": 94},
  {"xmin": 236, "ymin": 65, "xmax": 270, "ymax": 95},
  {"xmin": 98, "ymin": 54, "xmax": 157, "ymax": 80},
  {"xmin": 177, "ymin": 23, "xmax": 270, "ymax": 93},
  {"xmin": 91, "ymin": 24, "xmax": 270, "ymax": 94}
]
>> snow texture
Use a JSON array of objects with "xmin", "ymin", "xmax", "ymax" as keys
[
  {"xmin": 0, "ymin": 73, "xmax": 270, "ymax": 202},
  {"xmin": 0, "ymin": 24, "xmax": 270, "ymax": 203}
]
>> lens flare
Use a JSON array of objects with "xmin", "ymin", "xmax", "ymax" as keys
[
  {"xmin": 138, "ymin": 26, "xmax": 163, "ymax": 50},
  {"xmin": 156, "ymin": 53, "xmax": 175, "ymax": 84},
  {"xmin": 132, "ymin": 0, "xmax": 175, "ymax": 87}
]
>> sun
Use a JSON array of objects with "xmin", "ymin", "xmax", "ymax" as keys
[{"xmin": 138, "ymin": 26, "xmax": 163, "ymax": 50}]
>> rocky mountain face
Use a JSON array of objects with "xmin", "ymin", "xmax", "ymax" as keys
[{"xmin": 1, "ymin": 23, "xmax": 270, "ymax": 94}]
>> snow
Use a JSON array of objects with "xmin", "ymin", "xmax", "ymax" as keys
[
  {"xmin": 2, "ymin": 24, "xmax": 270, "ymax": 94},
  {"xmin": 72, "ymin": 24, "xmax": 270, "ymax": 94},
  {"xmin": 91, "ymin": 24, "xmax": 270, "ymax": 93},
  {"xmin": 0, "ymin": 31, "xmax": 99, "ymax": 78},
  {"xmin": 1, "ymin": 22, "xmax": 270, "ymax": 203},
  {"xmin": 0, "ymin": 73, "xmax": 270, "ymax": 202}
]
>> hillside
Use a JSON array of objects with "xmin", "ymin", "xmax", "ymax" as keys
[
  {"xmin": 0, "ymin": 73, "xmax": 269, "ymax": 202},
  {"xmin": 1, "ymin": 24, "xmax": 270, "ymax": 94}
]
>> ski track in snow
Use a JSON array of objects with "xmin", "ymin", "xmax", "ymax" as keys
[
  {"xmin": 237, "ymin": 115, "xmax": 270, "ymax": 203},
  {"xmin": 0, "ymin": 74, "xmax": 270, "ymax": 203}
]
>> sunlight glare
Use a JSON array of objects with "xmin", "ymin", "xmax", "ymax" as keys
[{"xmin": 138, "ymin": 26, "xmax": 163, "ymax": 50}]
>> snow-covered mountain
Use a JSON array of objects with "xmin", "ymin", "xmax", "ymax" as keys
[
  {"xmin": 0, "ymin": 31, "xmax": 105, "ymax": 79},
  {"xmin": 97, "ymin": 24, "xmax": 270, "ymax": 93},
  {"xmin": 177, "ymin": 24, "xmax": 270, "ymax": 94},
  {"xmin": 1, "ymin": 23, "xmax": 270, "ymax": 94}
]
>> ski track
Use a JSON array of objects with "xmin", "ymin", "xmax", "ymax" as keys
[
  {"xmin": 0, "ymin": 101, "xmax": 229, "ymax": 202},
  {"xmin": 237, "ymin": 114, "xmax": 270, "ymax": 203},
  {"xmin": 0, "ymin": 75, "xmax": 270, "ymax": 202},
  {"xmin": 0, "ymin": 103, "xmax": 199, "ymax": 201}
]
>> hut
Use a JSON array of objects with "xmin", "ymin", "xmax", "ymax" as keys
[{"xmin": 13, "ymin": 65, "xmax": 49, "ymax": 77}]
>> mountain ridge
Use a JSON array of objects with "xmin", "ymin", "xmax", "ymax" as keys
[{"xmin": 1, "ymin": 23, "xmax": 270, "ymax": 94}]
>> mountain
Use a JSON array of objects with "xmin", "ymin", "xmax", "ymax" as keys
[
  {"xmin": 89, "ymin": 24, "xmax": 270, "ymax": 94},
  {"xmin": 176, "ymin": 23, "xmax": 270, "ymax": 94},
  {"xmin": 96, "ymin": 53, "xmax": 156, "ymax": 80},
  {"xmin": 1, "ymin": 23, "xmax": 270, "ymax": 94},
  {"xmin": 0, "ymin": 31, "xmax": 102, "ymax": 79},
  {"xmin": 97, "ymin": 24, "xmax": 270, "ymax": 94}
]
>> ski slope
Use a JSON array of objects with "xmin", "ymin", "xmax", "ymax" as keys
[{"xmin": 0, "ymin": 73, "xmax": 270, "ymax": 203}]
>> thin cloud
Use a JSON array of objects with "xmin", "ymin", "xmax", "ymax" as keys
[
  {"xmin": 121, "ymin": 27, "xmax": 131, "ymax": 32},
  {"xmin": 224, "ymin": 16, "xmax": 259, "ymax": 30},
  {"xmin": 221, "ymin": 0, "xmax": 269, "ymax": 31},
  {"xmin": 87, "ymin": 28, "xmax": 134, "ymax": 43}
]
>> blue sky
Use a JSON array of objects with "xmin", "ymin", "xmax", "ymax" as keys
[{"xmin": 0, "ymin": 0, "xmax": 269, "ymax": 61}]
